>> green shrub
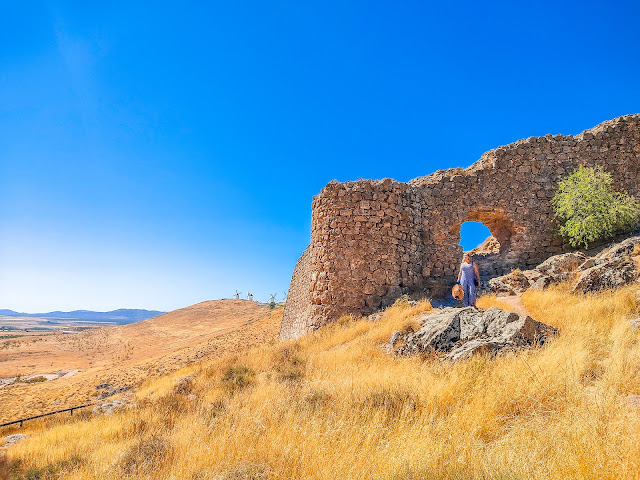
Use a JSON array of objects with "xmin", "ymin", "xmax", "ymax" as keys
[
  {"xmin": 24, "ymin": 376, "xmax": 47, "ymax": 384},
  {"xmin": 552, "ymin": 165, "xmax": 640, "ymax": 248}
]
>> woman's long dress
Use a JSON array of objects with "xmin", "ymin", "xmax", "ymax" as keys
[{"xmin": 460, "ymin": 261, "xmax": 477, "ymax": 307}]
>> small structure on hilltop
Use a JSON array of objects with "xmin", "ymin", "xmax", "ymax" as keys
[
  {"xmin": 234, "ymin": 290, "xmax": 241, "ymax": 300},
  {"xmin": 280, "ymin": 114, "xmax": 640, "ymax": 341}
]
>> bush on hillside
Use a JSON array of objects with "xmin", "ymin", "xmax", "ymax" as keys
[
  {"xmin": 221, "ymin": 365, "xmax": 256, "ymax": 392},
  {"xmin": 273, "ymin": 345, "xmax": 305, "ymax": 382},
  {"xmin": 552, "ymin": 165, "xmax": 640, "ymax": 248}
]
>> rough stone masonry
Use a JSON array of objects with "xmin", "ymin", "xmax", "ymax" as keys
[{"xmin": 280, "ymin": 114, "xmax": 640, "ymax": 341}]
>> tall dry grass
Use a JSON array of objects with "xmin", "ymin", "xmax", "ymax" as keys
[{"xmin": 3, "ymin": 288, "xmax": 640, "ymax": 479}]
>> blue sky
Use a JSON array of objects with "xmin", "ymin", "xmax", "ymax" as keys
[{"xmin": 1, "ymin": 1, "xmax": 639, "ymax": 312}]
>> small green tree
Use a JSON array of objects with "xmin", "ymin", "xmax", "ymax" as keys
[{"xmin": 552, "ymin": 165, "xmax": 640, "ymax": 248}]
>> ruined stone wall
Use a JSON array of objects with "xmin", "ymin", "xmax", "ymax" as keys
[
  {"xmin": 280, "ymin": 114, "xmax": 640, "ymax": 341},
  {"xmin": 279, "ymin": 247, "xmax": 313, "ymax": 340}
]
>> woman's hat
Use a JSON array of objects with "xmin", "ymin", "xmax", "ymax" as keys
[{"xmin": 452, "ymin": 283, "xmax": 464, "ymax": 300}]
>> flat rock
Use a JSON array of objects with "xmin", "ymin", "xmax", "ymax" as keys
[
  {"xmin": 93, "ymin": 400, "xmax": 128, "ymax": 416},
  {"xmin": 4, "ymin": 434, "xmax": 27, "ymax": 446},
  {"xmin": 389, "ymin": 307, "xmax": 557, "ymax": 361}
]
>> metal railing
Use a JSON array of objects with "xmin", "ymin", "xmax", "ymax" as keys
[{"xmin": 0, "ymin": 403, "xmax": 93, "ymax": 428}]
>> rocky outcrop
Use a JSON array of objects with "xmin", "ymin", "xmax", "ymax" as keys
[
  {"xmin": 93, "ymin": 393, "xmax": 135, "ymax": 415},
  {"xmin": 385, "ymin": 307, "xmax": 557, "ymax": 361},
  {"xmin": 536, "ymin": 252, "xmax": 587, "ymax": 276},
  {"xmin": 488, "ymin": 270, "xmax": 537, "ymax": 295},
  {"xmin": 489, "ymin": 235, "xmax": 640, "ymax": 295},
  {"xmin": 572, "ymin": 257, "xmax": 639, "ymax": 294},
  {"xmin": 282, "ymin": 115, "xmax": 640, "ymax": 340}
]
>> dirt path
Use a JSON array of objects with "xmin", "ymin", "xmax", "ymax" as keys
[{"xmin": 495, "ymin": 295, "xmax": 530, "ymax": 317}]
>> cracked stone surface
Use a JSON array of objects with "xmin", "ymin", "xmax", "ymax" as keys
[{"xmin": 385, "ymin": 306, "xmax": 557, "ymax": 362}]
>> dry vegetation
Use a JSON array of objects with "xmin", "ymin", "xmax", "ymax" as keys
[
  {"xmin": 0, "ymin": 300, "xmax": 279, "ymax": 423},
  {"xmin": 3, "ymin": 286, "xmax": 640, "ymax": 479}
]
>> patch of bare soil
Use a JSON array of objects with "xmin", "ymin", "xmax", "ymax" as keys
[{"xmin": 494, "ymin": 295, "xmax": 530, "ymax": 316}]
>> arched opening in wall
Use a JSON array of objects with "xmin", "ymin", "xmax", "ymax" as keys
[
  {"xmin": 453, "ymin": 209, "xmax": 518, "ymax": 279},
  {"xmin": 459, "ymin": 221, "xmax": 501, "ymax": 254}
]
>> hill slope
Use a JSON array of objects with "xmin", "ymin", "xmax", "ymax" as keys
[
  {"xmin": 0, "ymin": 300, "xmax": 279, "ymax": 423},
  {"xmin": 3, "ymin": 285, "xmax": 640, "ymax": 479}
]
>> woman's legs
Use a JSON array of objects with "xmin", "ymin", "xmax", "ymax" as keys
[
  {"xmin": 462, "ymin": 282, "xmax": 476, "ymax": 307},
  {"xmin": 468, "ymin": 283, "xmax": 477, "ymax": 307},
  {"xmin": 462, "ymin": 282, "xmax": 470, "ymax": 307}
]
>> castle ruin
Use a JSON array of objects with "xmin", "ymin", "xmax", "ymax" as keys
[{"xmin": 280, "ymin": 114, "xmax": 640, "ymax": 340}]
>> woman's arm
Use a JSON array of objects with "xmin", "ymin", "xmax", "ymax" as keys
[
  {"xmin": 474, "ymin": 263, "xmax": 480, "ymax": 282},
  {"xmin": 457, "ymin": 264, "xmax": 462, "ymax": 283}
]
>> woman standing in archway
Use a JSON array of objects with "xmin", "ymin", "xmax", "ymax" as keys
[{"xmin": 457, "ymin": 253, "xmax": 480, "ymax": 307}]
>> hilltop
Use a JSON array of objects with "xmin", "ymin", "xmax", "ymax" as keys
[{"xmin": 0, "ymin": 300, "xmax": 280, "ymax": 423}]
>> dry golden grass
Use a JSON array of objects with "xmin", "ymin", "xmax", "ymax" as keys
[
  {"xmin": 0, "ymin": 300, "xmax": 279, "ymax": 423},
  {"xmin": 3, "ymin": 287, "xmax": 640, "ymax": 479}
]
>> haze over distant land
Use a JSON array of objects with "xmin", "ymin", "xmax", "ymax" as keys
[
  {"xmin": 0, "ymin": 308, "xmax": 164, "ymax": 325},
  {"xmin": 0, "ymin": 2, "xmax": 638, "ymax": 312}
]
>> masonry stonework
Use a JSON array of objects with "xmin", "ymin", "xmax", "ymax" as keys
[{"xmin": 280, "ymin": 114, "xmax": 640, "ymax": 341}]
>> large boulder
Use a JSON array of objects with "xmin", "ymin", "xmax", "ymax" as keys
[
  {"xmin": 488, "ymin": 270, "xmax": 535, "ymax": 295},
  {"xmin": 593, "ymin": 236, "xmax": 640, "ymax": 263},
  {"xmin": 568, "ymin": 236, "xmax": 640, "ymax": 294},
  {"xmin": 572, "ymin": 257, "xmax": 640, "ymax": 294},
  {"xmin": 535, "ymin": 252, "xmax": 587, "ymax": 275},
  {"xmin": 387, "ymin": 307, "xmax": 557, "ymax": 361}
]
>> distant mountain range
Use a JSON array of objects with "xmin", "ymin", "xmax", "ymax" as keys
[{"xmin": 0, "ymin": 308, "xmax": 165, "ymax": 325}]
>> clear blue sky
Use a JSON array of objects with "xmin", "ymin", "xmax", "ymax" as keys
[{"xmin": 1, "ymin": 1, "xmax": 638, "ymax": 312}]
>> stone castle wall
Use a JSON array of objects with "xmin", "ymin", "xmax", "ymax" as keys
[
  {"xmin": 279, "ymin": 247, "xmax": 313, "ymax": 340},
  {"xmin": 280, "ymin": 114, "xmax": 640, "ymax": 340}
]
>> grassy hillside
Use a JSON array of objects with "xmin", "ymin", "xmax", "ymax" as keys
[
  {"xmin": 2, "ymin": 286, "xmax": 640, "ymax": 479},
  {"xmin": 0, "ymin": 300, "xmax": 277, "ymax": 423}
]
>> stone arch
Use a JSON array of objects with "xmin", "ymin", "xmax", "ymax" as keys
[
  {"xmin": 458, "ymin": 221, "xmax": 500, "ymax": 253},
  {"xmin": 450, "ymin": 209, "xmax": 522, "ymax": 280},
  {"xmin": 461, "ymin": 208, "xmax": 516, "ymax": 254}
]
